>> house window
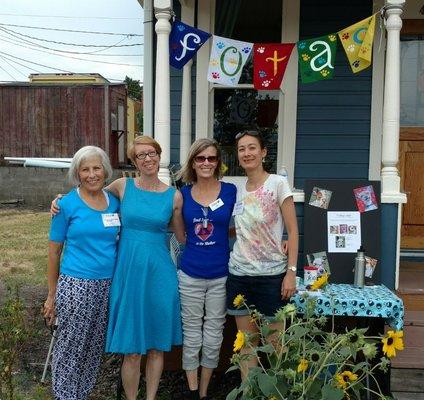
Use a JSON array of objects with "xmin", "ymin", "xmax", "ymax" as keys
[{"xmin": 212, "ymin": 0, "xmax": 283, "ymax": 176}]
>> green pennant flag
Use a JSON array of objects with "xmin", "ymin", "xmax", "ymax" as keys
[{"xmin": 297, "ymin": 34, "xmax": 338, "ymax": 83}]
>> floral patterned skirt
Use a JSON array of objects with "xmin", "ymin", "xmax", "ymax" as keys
[{"xmin": 52, "ymin": 274, "xmax": 111, "ymax": 400}]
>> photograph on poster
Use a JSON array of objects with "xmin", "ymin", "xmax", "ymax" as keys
[
  {"xmin": 309, "ymin": 187, "xmax": 332, "ymax": 210},
  {"xmin": 306, "ymin": 251, "xmax": 331, "ymax": 276},
  {"xmin": 353, "ymin": 185, "xmax": 378, "ymax": 213},
  {"xmin": 327, "ymin": 211, "xmax": 361, "ymax": 253},
  {"xmin": 330, "ymin": 225, "xmax": 339, "ymax": 234},
  {"xmin": 365, "ymin": 256, "xmax": 378, "ymax": 278}
]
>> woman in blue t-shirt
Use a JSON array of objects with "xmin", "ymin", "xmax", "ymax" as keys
[
  {"xmin": 43, "ymin": 146, "xmax": 120, "ymax": 400},
  {"xmin": 176, "ymin": 139, "xmax": 237, "ymax": 400}
]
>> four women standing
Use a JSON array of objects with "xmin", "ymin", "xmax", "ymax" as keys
[{"xmin": 44, "ymin": 131, "xmax": 298, "ymax": 398}]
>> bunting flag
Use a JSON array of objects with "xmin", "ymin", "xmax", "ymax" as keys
[
  {"xmin": 169, "ymin": 20, "xmax": 211, "ymax": 69},
  {"xmin": 338, "ymin": 15, "xmax": 376, "ymax": 73},
  {"xmin": 207, "ymin": 36, "xmax": 253, "ymax": 86},
  {"xmin": 297, "ymin": 34, "xmax": 338, "ymax": 83},
  {"xmin": 253, "ymin": 43, "xmax": 295, "ymax": 90}
]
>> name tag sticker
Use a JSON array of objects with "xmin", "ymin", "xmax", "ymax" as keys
[
  {"xmin": 232, "ymin": 201, "xmax": 244, "ymax": 216},
  {"xmin": 102, "ymin": 213, "xmax": 121, "ymax": 227},
  {"xmin": 209, "ymin": 198, "xmax": 224, "ymax": 211}
]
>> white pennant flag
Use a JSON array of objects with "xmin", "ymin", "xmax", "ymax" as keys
[{"xmin": 207, "ymin": 35, "xmax": 253, "ymax": 86}]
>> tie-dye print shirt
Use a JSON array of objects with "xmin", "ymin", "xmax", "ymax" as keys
[{"xmin": 229, "ymin": 174, "xmax": 293, "ymax": 276}]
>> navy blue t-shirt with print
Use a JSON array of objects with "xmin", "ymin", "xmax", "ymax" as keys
[{"xmin": 180, "ymin": 181, "xmax": 237, "ymax": 279}]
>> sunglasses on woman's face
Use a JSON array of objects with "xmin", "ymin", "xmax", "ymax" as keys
[
  {"xmin": 194, "ymin": 155, "xmax": 218, "ymax": 163},
  {"xmin": 235, "ymin": 130, "xmax": 260, "ymax": 140}
]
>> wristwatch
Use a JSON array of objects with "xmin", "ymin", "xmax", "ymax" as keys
[{"xmin": 287, "ymin": 265, "xmax": 297, "ymax": 272}]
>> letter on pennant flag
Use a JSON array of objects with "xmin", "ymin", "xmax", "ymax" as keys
[
  {"xmin": 297, "ymin": 34, "xmax": 338, "ymax": 83},
  {"xmin": 338, "ymin": 15, "xmax": 376, "ymax": 73},
  {"xmin": 207, "ymin": 36, "xmax": 253, "ymax": 86},
  {"xmin": 253, "ymin": 43, "xmax": 295, "ymax": 90},
  {"xmin": 169, "ymin": 20, "xmax": 211, "ymax": 69}
]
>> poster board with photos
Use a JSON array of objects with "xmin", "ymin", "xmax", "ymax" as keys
[{"xmin": 303, "ymin": 180, "xmax": 381, "ymax": 285}]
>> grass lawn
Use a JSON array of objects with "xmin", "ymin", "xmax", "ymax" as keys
[{"xmin": 0, "ymin": 209, "xmax": 50, "ymax": 288}]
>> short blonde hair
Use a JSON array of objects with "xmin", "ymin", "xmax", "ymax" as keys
[
  {"xmin": 68, "ymin": 146, "xmax": 112, "ymax": 186},
  {"xmin": 127, "ymin": 135, "xmax": 162, "ymax": 165},
  {"xmin": 177, "ymin": 138, "xmax": 222, "ymax": 183}
]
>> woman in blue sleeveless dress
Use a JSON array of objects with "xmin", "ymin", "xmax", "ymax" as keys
[{"xmin": 105, "ymin": 136, "xmax": 185, "ymax": 400}]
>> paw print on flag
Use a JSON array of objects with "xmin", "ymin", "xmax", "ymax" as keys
[
  {"xmin": 320, "ymin": 69, "xmax": 330, "ymax": 77},
  {"xmin": 301, "ymin": 54, "xmax": 310, "ymax": 62},
  {"xmin": 317, "ymin": 57, "xmax": 325, "ymax": 65},
  {"xmin": 217, "ymin": 42, "xmax": 225, "ymax": 49},
  {"xmin": 352, "ymin": 60, "xmax": 360, "ymax": 68},
  {"xmin": 342, "ymin": 33, "xmax": 350, "ymax": 40},
  {"xmin": 228, "ymin": 57, "xmax": 238, "ymax": 66},
  {"xmin": 177, "ymin": 24, "xmax": 185, "ymax": 31},
  {"xmin": 347, "ymin": 44, "xmax": 355, "ymax": 53},
  {"xmin": 211, "ymin": 72, "xmax": 220, "ymax": 79},
  {"xmin": 257, "ymin": 47, "xmax": 265, "ymax": 53},
  {"xmin": 259, "ymin": 70, "xmax": 267, "ymax": 78},
  {"xmin": 298, "ymin": 42, "xmax": 306, "ymax": 50},
  {"xmin": 360, "ymin": 46, "xmax": 369, "ymax": 54},
  {"xmin": 328, "ymin": 34, "xmax": 337, "ymax": 42},
  {"xmin": 242, "ymin": 47, "xmax": 251, "ymax": 54},
  {"xmin": 262, "ymin": 80, "xmax": 271, "ymax": 87},
  {"xmin": 211, "ymin": 59, "xmax": 218, "ymax": 67}
]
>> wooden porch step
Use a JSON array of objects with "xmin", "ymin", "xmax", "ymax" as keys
[
  {"xmin": 397, "ymin": 262, "xmax": 424, "ymax": 311},
  {"xmin": 391, "ymin": 312, "xmax": 424, "ymax": 369},
  {"xmin": 391, "ymin": 369, "xmax": 424, "ymax": 393},
  {"xmin": 392, "ymin": 392, "xmax": 424, "ymax": 399}
]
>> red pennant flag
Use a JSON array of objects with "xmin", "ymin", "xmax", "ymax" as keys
[{"xmin": 253, "ymin": 43, "xmax": 295, "ymax": 90}]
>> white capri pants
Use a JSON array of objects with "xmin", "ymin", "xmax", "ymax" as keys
[{"xmin": 177, "ymin": 269, "xmax": 227, "ymax": 370}]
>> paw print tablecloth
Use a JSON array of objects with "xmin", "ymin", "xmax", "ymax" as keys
[{"xmin": 292, "ymin": 284, "xmax": 404, "ymax": 330}]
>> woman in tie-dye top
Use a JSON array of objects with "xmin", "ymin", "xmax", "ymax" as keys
[{"xmin": 226, "ymin": 130, "xmax": 299, "ymax": 381}]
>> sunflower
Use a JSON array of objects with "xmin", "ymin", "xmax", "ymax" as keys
[
  {"xmin": 335, "ymin": 371, "xmax": 358, "ymax": 389},
  {"xmin": 233, "ymin": 330, "xmax": 246, "ymax": 352},
  {"xmin": 310, "ymin": 273, "xmax": 329, "ymax": 291},
  {"xmin": 381, "ymin": 330, "xmax": 404, "ymax": 358},
  {"xmin": 233, "ymin": 294, "xmax": 245, "ymax": 308},
  {"xmin": 297, "ymin": 358, "xmax": 309, "ymax": 373}
]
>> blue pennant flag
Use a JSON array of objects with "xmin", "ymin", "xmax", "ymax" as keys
[{"xmin": 169, "ymin": 20, "xmax": 211, "ymax": 69}]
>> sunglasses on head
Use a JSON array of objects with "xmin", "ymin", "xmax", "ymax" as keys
[
  {"xmin": 235, "ymin": 130, "xmax": 260, "ymax": 140},
  {"xmin": 194, "ymin": 155, "xmax": 218, "ymax": 163}
]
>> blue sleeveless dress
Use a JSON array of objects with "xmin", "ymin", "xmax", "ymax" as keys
[{"xmin": 105, "ymin": 179, "xmax": 182, "ymax": 354}]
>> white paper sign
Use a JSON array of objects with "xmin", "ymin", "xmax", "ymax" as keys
[{"xmin": 327, "ymin": 211, "xmax": 361, "ymax": 253}]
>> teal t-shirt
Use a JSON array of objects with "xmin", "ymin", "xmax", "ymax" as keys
[{"xmin": 49, "ymin": 188, "xmax": 120, "ymax": 279}]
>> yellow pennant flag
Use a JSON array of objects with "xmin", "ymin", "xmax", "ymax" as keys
[{"xmin": 338, "ymin": 14, "xmax": 376, "ymax": 73}]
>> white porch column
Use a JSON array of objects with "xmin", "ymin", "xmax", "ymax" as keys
[
  {"xmin": 143, "ymin": 0, "xmax": 154, "ymax": 136},
  {"xmin": 154, "ymin": 0, "xmax": 173, "ymax": 184},
  {"xmin": 381, "ymin": 0, "xmax": 405, "ymax": 195},
  {"xmin": 179, "ymin": 0, "xmax": 195, "ymax": 164}
]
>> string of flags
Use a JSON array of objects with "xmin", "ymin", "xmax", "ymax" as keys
[{"xmin": 169, "ymin": 14, "xmax": 377, "ymax": 87}]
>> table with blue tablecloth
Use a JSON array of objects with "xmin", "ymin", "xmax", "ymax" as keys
[{"xmin": 291, "ymin": 283, "xmax": 404, "ymax": 330}]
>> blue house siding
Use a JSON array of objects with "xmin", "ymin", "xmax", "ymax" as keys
[
  {"xmin": 295, "ymin": 0, "xmax": 373, "ymax": 190},
  {"xmin": 381, "ymin": 204, "xmax": 399, "ymax": 290}
]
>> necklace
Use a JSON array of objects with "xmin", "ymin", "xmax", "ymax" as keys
[
  {"xmin": 136, "ymin": 177, "xmax": 160, "ymax": 192},
  {"xmin": 201, "ymin": 206, "xmax": 209, "ymax": 228}
]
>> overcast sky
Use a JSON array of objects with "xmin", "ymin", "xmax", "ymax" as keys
[{"xmin": 0, "ymin": 0, "xmax": 144, "ymax": 83}]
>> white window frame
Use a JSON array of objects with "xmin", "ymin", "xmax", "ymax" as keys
[{"xmin": 195, "ymin": 0, "xmax": 301, "ymax": 197}]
